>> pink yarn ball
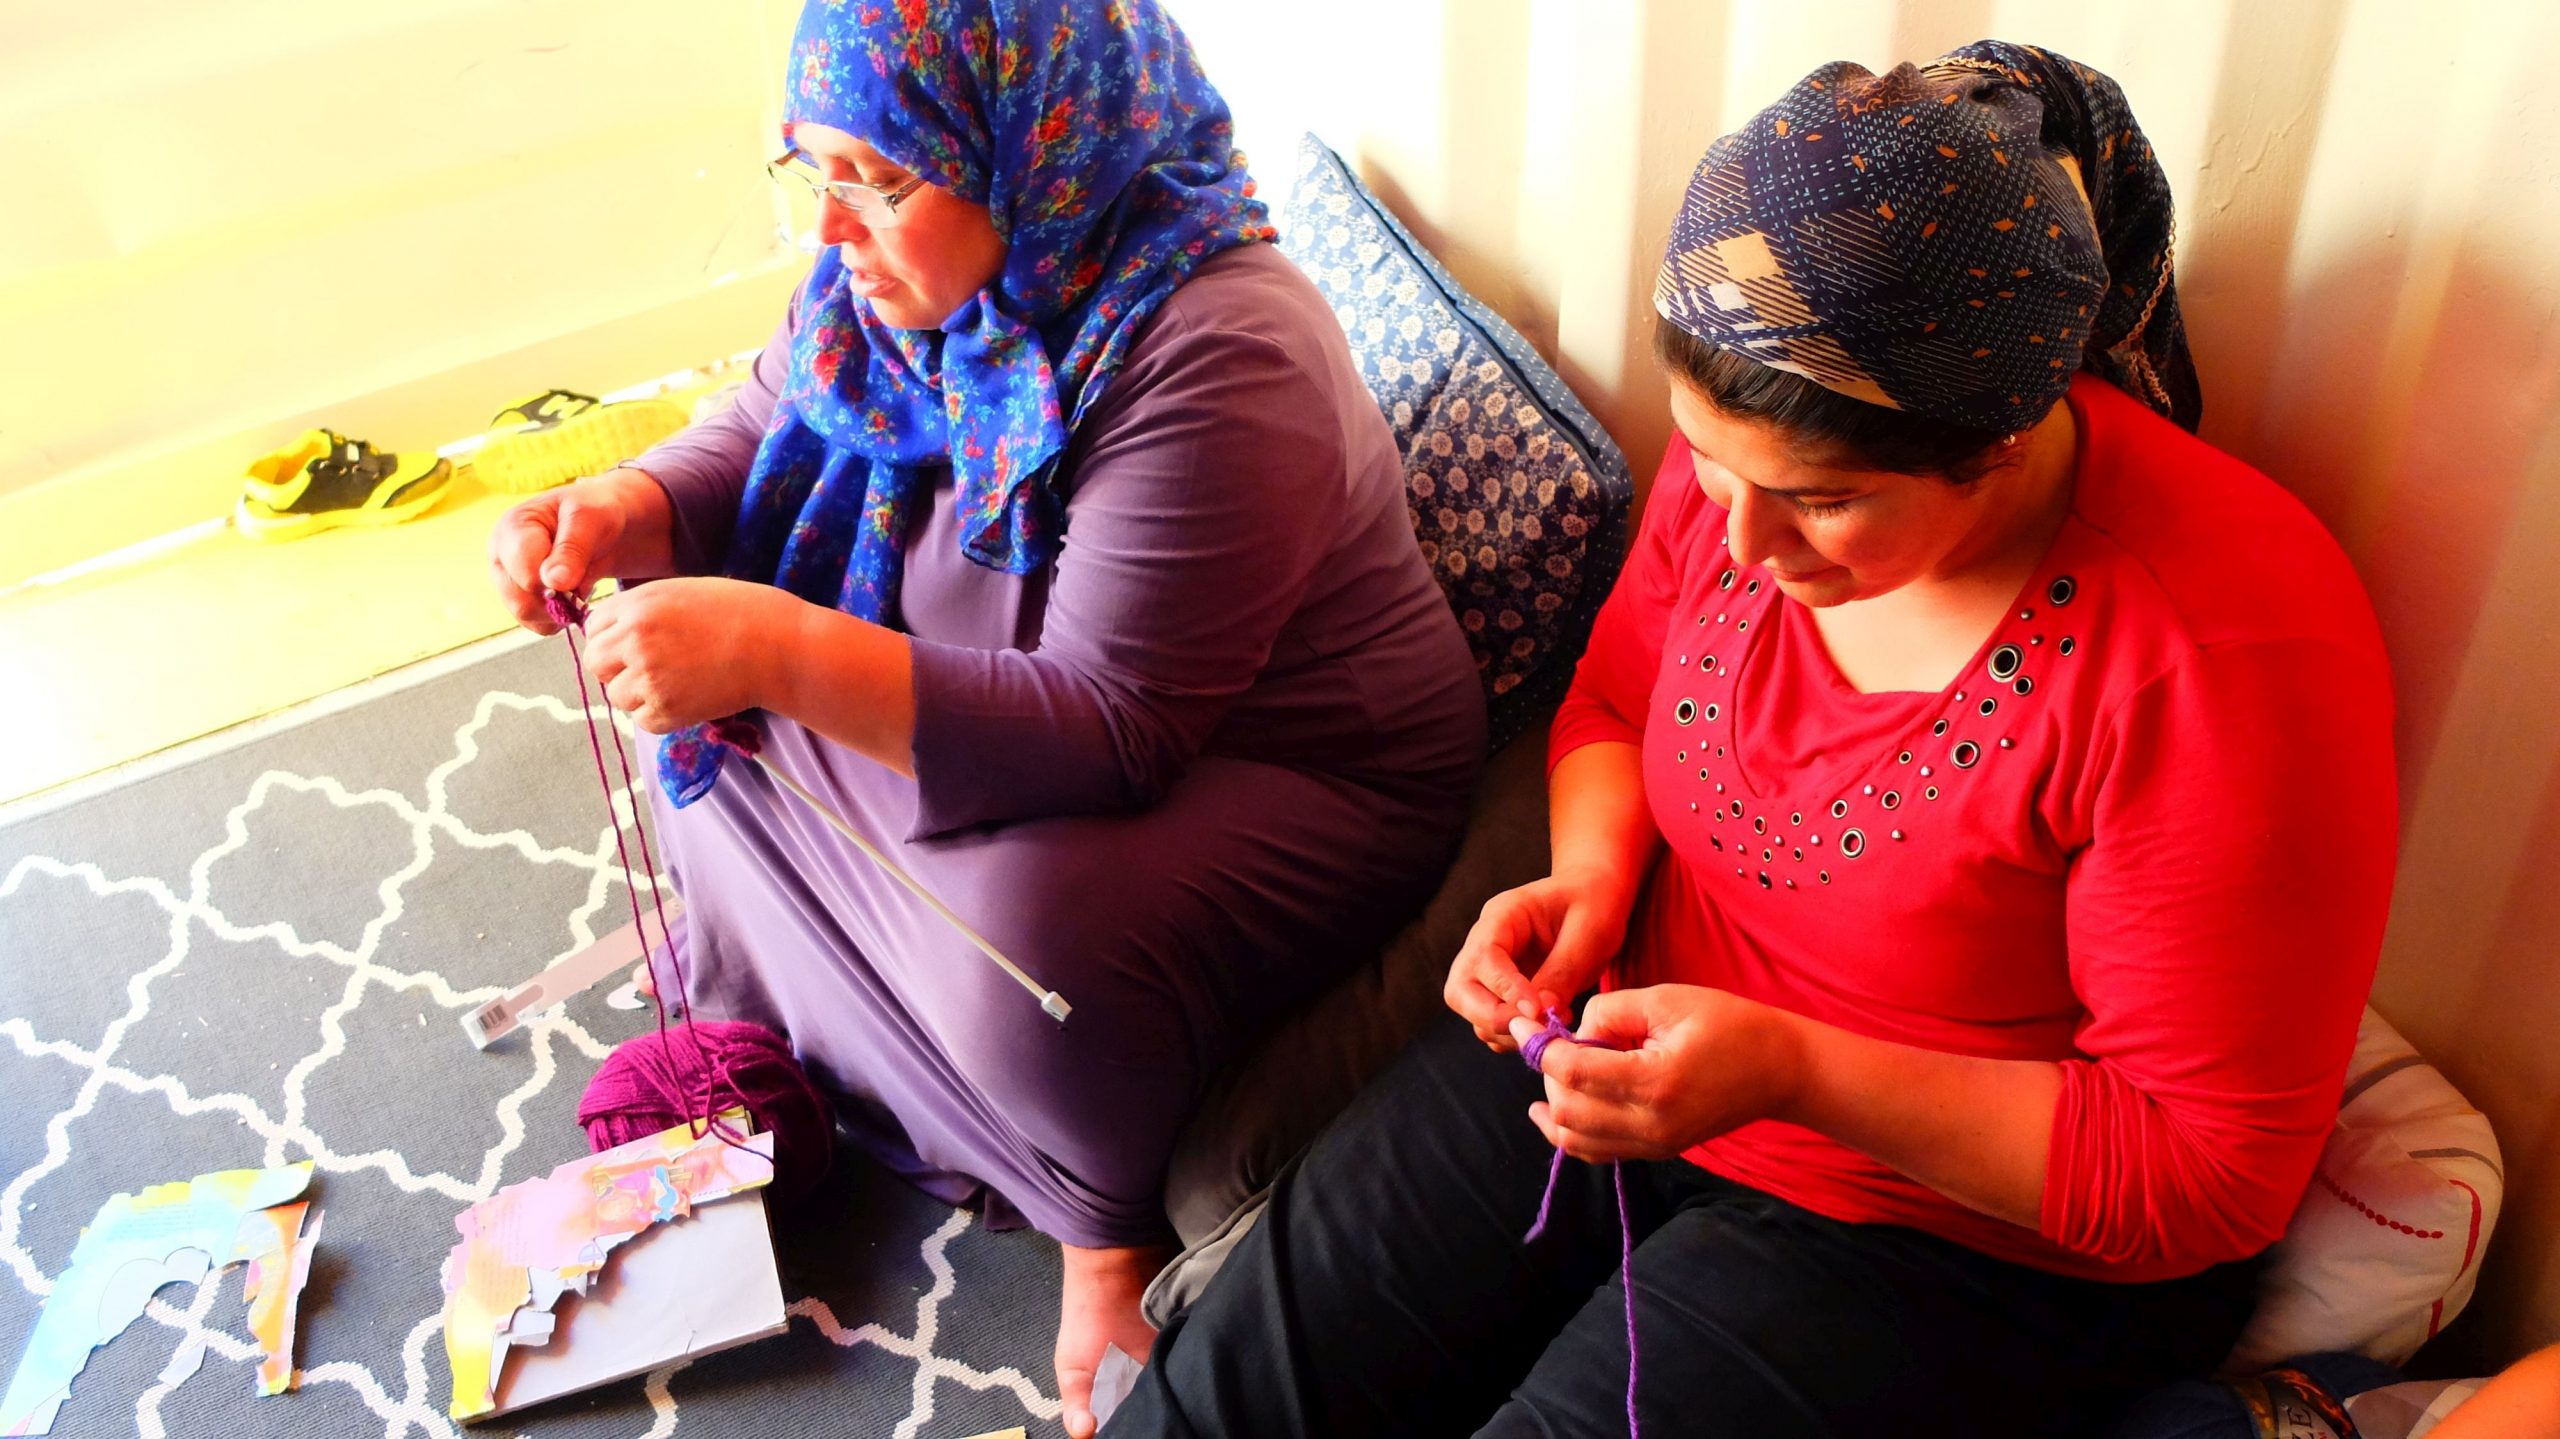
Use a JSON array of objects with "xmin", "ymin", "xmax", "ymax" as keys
[{"xmin": 577, "ymin": 1020, "xmax": 831, "ymax": 1207}]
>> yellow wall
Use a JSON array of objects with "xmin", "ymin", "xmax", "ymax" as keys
[
  {"xmin": 1182, "ymin": 0, "xmax": 2560, "ymax": 1368},
  {"xmin": 0, "ymin": 0, "xmax": 806, "ymax": 570}
]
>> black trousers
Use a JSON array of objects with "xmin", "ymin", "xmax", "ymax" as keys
[{"xmin": 1106, "ymin": 1014, "xmax": 2261, "ymax": 1438}]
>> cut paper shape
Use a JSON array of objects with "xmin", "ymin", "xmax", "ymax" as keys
[
  {"xmin": 238, "ymin": 1204, "xmax": 322, "ymax": 1395},
  {"xmin": 1, "ymin": 1162, "xmax": 320, "ymax": 1436},
  {"xmin": 437, "ymin": 1117, "xmax": 777, "ymax": 1422},
  {"xmin": 1090, "ymin": 1342, "xmax": 1143, "ymax": 1428}
]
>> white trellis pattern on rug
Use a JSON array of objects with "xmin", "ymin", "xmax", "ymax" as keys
[{"xmin": 0, "ymin": 640, "xmax": 1063, "ymax": 1439}]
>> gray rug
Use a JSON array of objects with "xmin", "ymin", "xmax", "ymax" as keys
[{"xmin": 1, "ymin": 638, "xmax": 1066, "ymax": 1438}]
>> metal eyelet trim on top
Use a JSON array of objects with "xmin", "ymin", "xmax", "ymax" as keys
[
  {"xmin": 1831, "ymin": 800, "xmax": 1850, "ymax": 818},
  {"xmin": 1720, "ymin": 568, "xmax": 1738, "ymax": 591},
  {"xmin": 1880, "ymin": 790, "xmax": 1902, "ymax": 810},
  {"xmin": 1952, "ymin": 741, "xmax": 1981, "ymax": 768},
  {"xmin": 1987, "ymin": 643, "xmax": 2024, "ymax": 682},
  {"xmin": 1704, "ymin": 703, "xmax": 1722, "ymax": 722},
  {"xmin": 2048, "ymin": 575, "xmax": 2077, "ymax": 606},
  {"xmin": 1933, "ymin": 719, "xmax": 1949, "ymax": 737},
  {"xmin": 1745, "ymin": 579, "xmax": 1761, "ymax": 596},
  {"xmin": 1839, "ymin": 828, "xmax": 1866, "ymax": 858},
  {"xmin": 2058, "ymin": 637, "xmax": 2077, "ymax": 657},
  {"xmin": 1753, "ymin": 816, "xmax": 1768, "ymax": 835},
  {"xmin": 2012, "ymin": 676, "xmax": 2033, "ymax": 696},
  {"xmin": 1675, "ymin": 698, "xmax": 1697, "ymax": 725},
  {"xmin": 1978, "ymin": 697, "xmax": 1999, "ymax": 717}
]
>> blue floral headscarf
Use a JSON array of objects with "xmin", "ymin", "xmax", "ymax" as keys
[{"xmin": 658, "ymin": 0, "xmax": 1274, "ymax": 806}]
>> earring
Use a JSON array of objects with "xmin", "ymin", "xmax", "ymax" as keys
[{"xmin": 2000, "ymin": 432, "xmax": 2020, "ymax": 447}]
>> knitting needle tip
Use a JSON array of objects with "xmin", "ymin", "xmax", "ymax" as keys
[{"xmin": 1040, "ymin": 992, "xmax": 1072, "ymax": 1023}]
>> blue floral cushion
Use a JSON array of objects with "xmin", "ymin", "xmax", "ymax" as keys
[{"xmin": 1281, "ymin": 135, "xmax": 1634, "ymax": 750}]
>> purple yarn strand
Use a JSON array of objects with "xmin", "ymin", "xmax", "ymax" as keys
[
  {"xmin": 1524, "ymin": 1147, "xmax": 1567, "ymax": 1244},
  {"xmin": 1615, "ymin": 1162, "xmax": 1638, "ymax": 1437},
  {"xmin": 1520, "ymin": 1009, "xmax": 1640, "ymax": 1438}
]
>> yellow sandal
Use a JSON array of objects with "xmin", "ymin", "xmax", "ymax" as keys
[
  {"xmin": 235, "ymin": 430, "xmax": 453, "ymax": 542},
  {"xmin": 472, "ymin": 389, "xmax": 688, "ymax": 494}
]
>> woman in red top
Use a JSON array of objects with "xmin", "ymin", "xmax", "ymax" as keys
[{"xmin": 1107, "ymin": 41, "xmax": 2396, "ymax": 1437}]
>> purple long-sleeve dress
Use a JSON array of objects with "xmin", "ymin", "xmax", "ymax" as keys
[{"xmin": 632, "ymin": 243, "xmax": 1486, "ymax": 1248}]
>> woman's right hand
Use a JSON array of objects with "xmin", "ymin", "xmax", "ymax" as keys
[
  {"xmin": 489, "ymin": 469, "xmax": 659, "ymax": 633},
  {"xmin": 1444, "ymin": 872, "xmax": 1635, "ymax": 1052}
]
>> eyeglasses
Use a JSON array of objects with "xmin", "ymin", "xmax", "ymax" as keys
[{"xmin": 766, "ymin": 148, "xmax": 929, "ymax": 228}]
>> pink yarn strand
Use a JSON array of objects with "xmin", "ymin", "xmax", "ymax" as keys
[
  {"xmin": 546, "ymin": 591, "xmax": 756, "ymax": 1160},
  {"xmin": 579, "ymin": 631, "xmax": 689, "ymax": 1032}
]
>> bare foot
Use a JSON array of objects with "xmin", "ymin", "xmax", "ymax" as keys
[
  {"xmin": 1056, "ymin": 1241, "xmax": 1171, "ymax": 1438},
  {"xmin": 631, "ymin": 961, "xmax": 656, "ymax": 999}
]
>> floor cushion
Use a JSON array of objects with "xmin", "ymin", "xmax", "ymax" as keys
[{"xmin": 2226, "ymin": 1006, "xmax": 2504, "ymax": 1372}]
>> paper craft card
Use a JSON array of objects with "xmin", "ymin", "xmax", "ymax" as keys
[
  {"xmin": 437, "ymin": 1118, "xmax": 780, "ymax": 1423},
  {"xmin": 487, "ymin": 1186, "xmax": 785, "ymax": 1419}
]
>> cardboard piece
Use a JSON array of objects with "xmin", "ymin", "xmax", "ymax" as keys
[
  {"xmin": 488, "ymin": 1188, "xmax": 784, "ymax": 1419},
  {"xmin": 436, "ymin": 1119, "xmax": 778, "ymax": 1423},
  {"xmin": 463, "ymin": 899, "xmax": 684, "ymax": 1048}
]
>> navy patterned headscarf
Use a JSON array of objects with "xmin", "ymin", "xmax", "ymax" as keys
[
  {"xmin": 657, "ymin": 0, "xmax": 1274, "ymax": 806},
  {"xmin": 1653, "ymin": 40, "xmax": 2198, "ymax": 435}
]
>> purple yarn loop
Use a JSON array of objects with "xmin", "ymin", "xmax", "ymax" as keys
[{"xmin": 1521, "ymin": 1009, "xmax": 1641, "ymax": 1438}]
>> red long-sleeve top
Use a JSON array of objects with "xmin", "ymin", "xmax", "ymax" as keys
[{"xmin": 1551, "ymin": 377, "xmax": 2398, "ymax": 1282}]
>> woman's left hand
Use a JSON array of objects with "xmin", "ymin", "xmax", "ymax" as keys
[
  {"xmin": 1510, "ymin": 984, "xmax": 1809, "ymax": 1163},
  {"xmin": 581, "ymin": 577, "xmax": 800, "ymax": 733}
]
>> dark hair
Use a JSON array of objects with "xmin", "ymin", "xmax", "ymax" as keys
[{"xmin": 1653, "ymin": 319, "xmax": 2011, "ymax": 483}]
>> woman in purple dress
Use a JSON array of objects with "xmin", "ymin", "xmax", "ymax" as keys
[{"xmin": 486, "ymin": 2, "xmax": 1482, "ymax": 1430}]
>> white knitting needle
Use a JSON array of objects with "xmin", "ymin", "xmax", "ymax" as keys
[{"xmin": 744, "ymin": 751, "xmax": 1072, "ymax": 1023}]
